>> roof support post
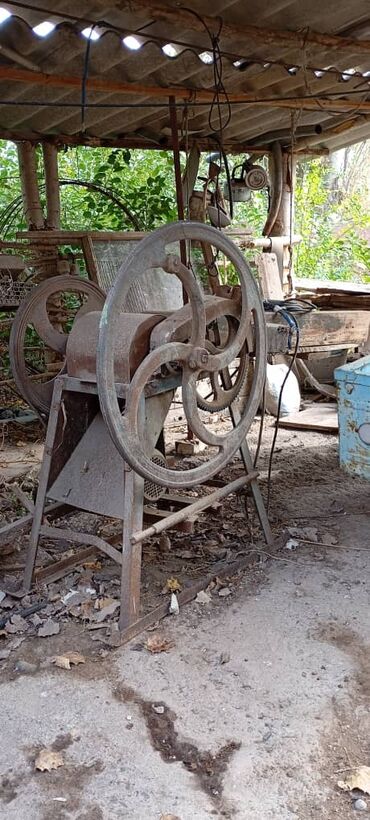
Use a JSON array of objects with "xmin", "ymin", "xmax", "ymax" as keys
[
  {"xmin": 270, "ymin": 150, "xmax": 296, "ymax": 293},
  {"xmin": 16, "ymin": 141, "xmax": 44, "ymax": 230},
  {"xmin": 42, "ymin": 142, "xmax": 61, "ymax": 230}
]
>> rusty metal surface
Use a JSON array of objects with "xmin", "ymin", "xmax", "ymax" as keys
[
  {"xmin": 48, "ymin": 393, "xmax": 173, "ymax": 518},
  {"xmin": 97, "ymin": 221, "xmax": 266, "ymax": 489},
  {"xmin": 67, "ymin": 310, "xmax": 164, "ymax": 382},
  {"xmin": 0, "ymin": 2, "xmax": 369, "ymax": 151},
  {"xmin": 9, "ymin": 275, "xmax": 105, "ymax": 415}
]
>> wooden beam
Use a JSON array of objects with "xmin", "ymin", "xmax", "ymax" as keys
[
  {"xmin": 121, "ymin": 0, "xmax": 370, "ymax": 53},
  {"xmin": 0, "ymin": 128, "xmax": 271, "ymax": 154},
  {"xmin": 1, "ymin": 66, "xmax": 370, "ymax": 114},
  {"xmin": 17, "ymin": 230, "xmax": 148, "ymax": 241},
  {"xmin": 81, "ymin": 235, "xmax": 99, "ymax": 283}
]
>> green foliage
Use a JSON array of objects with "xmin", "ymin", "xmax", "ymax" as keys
[
  {"xmin": 0, "ymin": 142, "xmax": 177, "ymax": 235},
  {"xmin": 295, "ymin": 153, "xmax": 370, "ymax": 282},
  {"xmin": 0, "ymin": 140, "xmax": 369, "ymax": 283}
]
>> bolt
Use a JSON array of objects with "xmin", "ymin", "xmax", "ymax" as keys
[
  {"xmin": 200, "ymin": 352, "xmax": 209, "ymax": 365},
  {"xmin": 188, "ymin": 357, "xmax": 197, "ymax": 370}
]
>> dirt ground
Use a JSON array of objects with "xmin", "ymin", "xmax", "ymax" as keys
[{"xmin": 0, "ymin": 412, "xmax": 370, "ymax": 819}]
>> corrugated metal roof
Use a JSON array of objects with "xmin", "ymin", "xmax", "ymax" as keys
[{"xmin": 0, "ymin": 0, "xmax": 369, "ymax": 151}]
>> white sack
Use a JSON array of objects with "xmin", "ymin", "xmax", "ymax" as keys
[{"xmin": 265, "ymin": 362, "xmax": 301, "ymax": 417}]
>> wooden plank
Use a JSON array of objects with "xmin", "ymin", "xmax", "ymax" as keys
[
  {"xmin": 279, "ymin": 402, "xmax": 338, "ymax": 433},
  {"xmin": 81, "ymin": 236, "xmax": 99, "ymax": 283},
  {"xmin": 257, "ymin": 253, "xmax": 284, "ymax": 299},
  {"xmin": 1, "ymin": 67, "xmax": 370, "ymax": 115},
  {"xmin": 295, "ymin": 278, "xmax": 370, "ymax": 294},
  {"xmin": 17, "ymin": 231, "xmax": 147, "ymax": 241},
  {"xmin": 272, "ymin": 310, "xmax": 370, "ymax": 349}
]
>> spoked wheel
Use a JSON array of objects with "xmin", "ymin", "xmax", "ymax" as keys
[
  {"xmin": 9, "ymin": 275, "xmax": 105, "ymax": 415},
  {"xmin": 97, "ymin": 221, "xmax": 266, "ymax": 490},
  {"xmin": 196, "ymin": 316, "xmax": 249, "ymax": 413}
]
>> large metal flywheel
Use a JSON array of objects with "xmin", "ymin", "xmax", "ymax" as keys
[
  {"xmin": 97, "ymin": 222, "xmax": 266, "ymax": 489},
  {"xmin": 9, "ymin": 275, "xmax": 105, "ymax": 415}
]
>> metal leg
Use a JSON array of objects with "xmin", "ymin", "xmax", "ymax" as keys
[
  {"xmin": 24, "ymin": 380, "xmax": 63, "ymax": 591},
  {"xmin": 119, "ymin": 463, "xmax": 144, "ymax": 631},
  {"xmin": 229, "ymin": 402, "xmax": 274, "ymax": 546}
]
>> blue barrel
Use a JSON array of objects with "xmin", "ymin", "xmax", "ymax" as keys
[{"xmin": 335, "ymin": 355, "xmax": 370, "ymax": 479}]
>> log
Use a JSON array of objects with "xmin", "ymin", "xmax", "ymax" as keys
[
  {"xmin": 42, "ymin": 143, "xmax": 61, "ymax": 230},
  {"xmin": 16, "ymin": 142, "xmax": 44, "ymax": 230},
  {"xmin": 2, "ymin": 67, "xmax": 370, "ymax": 114}
]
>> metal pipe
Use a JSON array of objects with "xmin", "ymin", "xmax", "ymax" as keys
[
  {"xmin": 251, "ymin": 125, "xmax": 323, "ymax": 148},
  {"xmin": 131, "ymin": 472, "xmax": 258, "ymax": 544},
  {"xmin": 263, "ymin": 141, "xmax": 283, "ymax": 237}
]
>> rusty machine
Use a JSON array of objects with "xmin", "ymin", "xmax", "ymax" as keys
[{"xmin": 8, "ymin": 222, "xmax": 271, "ymax": 635}]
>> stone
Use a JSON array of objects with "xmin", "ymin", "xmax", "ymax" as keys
[
  {"xmin": 15, "ymin": 660, "xmax": 37, "ymax": 674},
  {"xmin": 354, "ymin": 799, "xmax": 368, "ymax": 812}
]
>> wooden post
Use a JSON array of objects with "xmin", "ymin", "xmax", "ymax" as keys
[
  {"xmin": 42, "ymin": 142, "xmax": 61, "ymax": 230},
  {"xmin": 270, "ymin": 151, "xmax": 296, "ymax": 292},
  {"xmin": 16, "ymin": 141, "xmax": 44, "ymax": 230}
]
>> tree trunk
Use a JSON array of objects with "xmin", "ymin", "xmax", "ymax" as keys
[{"xmin": 16, "ymin": 141, "xmax": 44, "ymax": 230}]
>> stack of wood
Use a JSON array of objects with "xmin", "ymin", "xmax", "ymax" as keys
[{"xmin": 294, "ymin": 278, "xmax": 370, "ymax": 311}]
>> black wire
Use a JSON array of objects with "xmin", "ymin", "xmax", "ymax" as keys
[{"xmin": 266, "ymin": 314, "xmax": 300, "ymax": 513}]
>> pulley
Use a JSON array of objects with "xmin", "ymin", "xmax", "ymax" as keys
[{"xmin": 97, "ymin": 221, "xmax": 266, "ymax": 490}]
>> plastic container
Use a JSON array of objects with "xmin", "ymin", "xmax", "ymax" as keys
[{"xmin": 335, "ymin": 355, "xmax": 370, "ymax": 479}]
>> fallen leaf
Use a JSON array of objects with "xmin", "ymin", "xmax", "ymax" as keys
[
  {"xmin": 162, "ymin": 577, "xmax": 182, "ymax": 594},
  {"xmin": 218, "ymin": 587, "xmax": 232, "ymax": 598},
  {"xmin": 83, "ymin": 561, "xmax": 101, "ymax": 570},
  {"xmin": 338, "ymin": 767, "xmax": 370, "ymax": 795},
  {"xmin": 94, "ymin": 600, "xmax": 120, "ymax": 622},
  {"xmin": 145, "ymin": 634, "xmax": 175, "ymax": 653},
  {"xmin": 5, "ymin": 615, "xmax": 28, "ymax": 634},
  {"xmin": 53, "ymin": 651, "xmax": 85, "ymax": 670},
  {"xmin": 38, "ymin": 619, "xmax": 60, "ymax": 638},
  {"xmin": 79, "ymin": 601, "xmax": 95, "ymax": 620},
  {"xmin": 158, "ymin": 534, "xmax": 171, "ymax": 553},
  {"xmin": 94, "ymin": 597, "xmax": 116, "ymax": 611},
  {"xmin": 35, "ymin": 749, "xmax": 64, "ymax": 772},
  {"xmin": 195, "ymin": 590, "xmax": 211, "ymax": 605},
  {"xmin": 220, "ymin": 651, "xmax": 230, "ymax": 664},
  {"xmin": 0, "ymin": 597, "xmax": 15, "ymax": 609},
  {"xmin": 321, "ymin": 532, "xmax": 338, "ymax": 546},
  {"xmin": 160, "ymin": 815, "xmax": 181, "ymax": 820}
]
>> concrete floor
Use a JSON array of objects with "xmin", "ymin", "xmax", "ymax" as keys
[{"xmin": 1, "ymin": 426, "xmax": 370, "ymax": 819}]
